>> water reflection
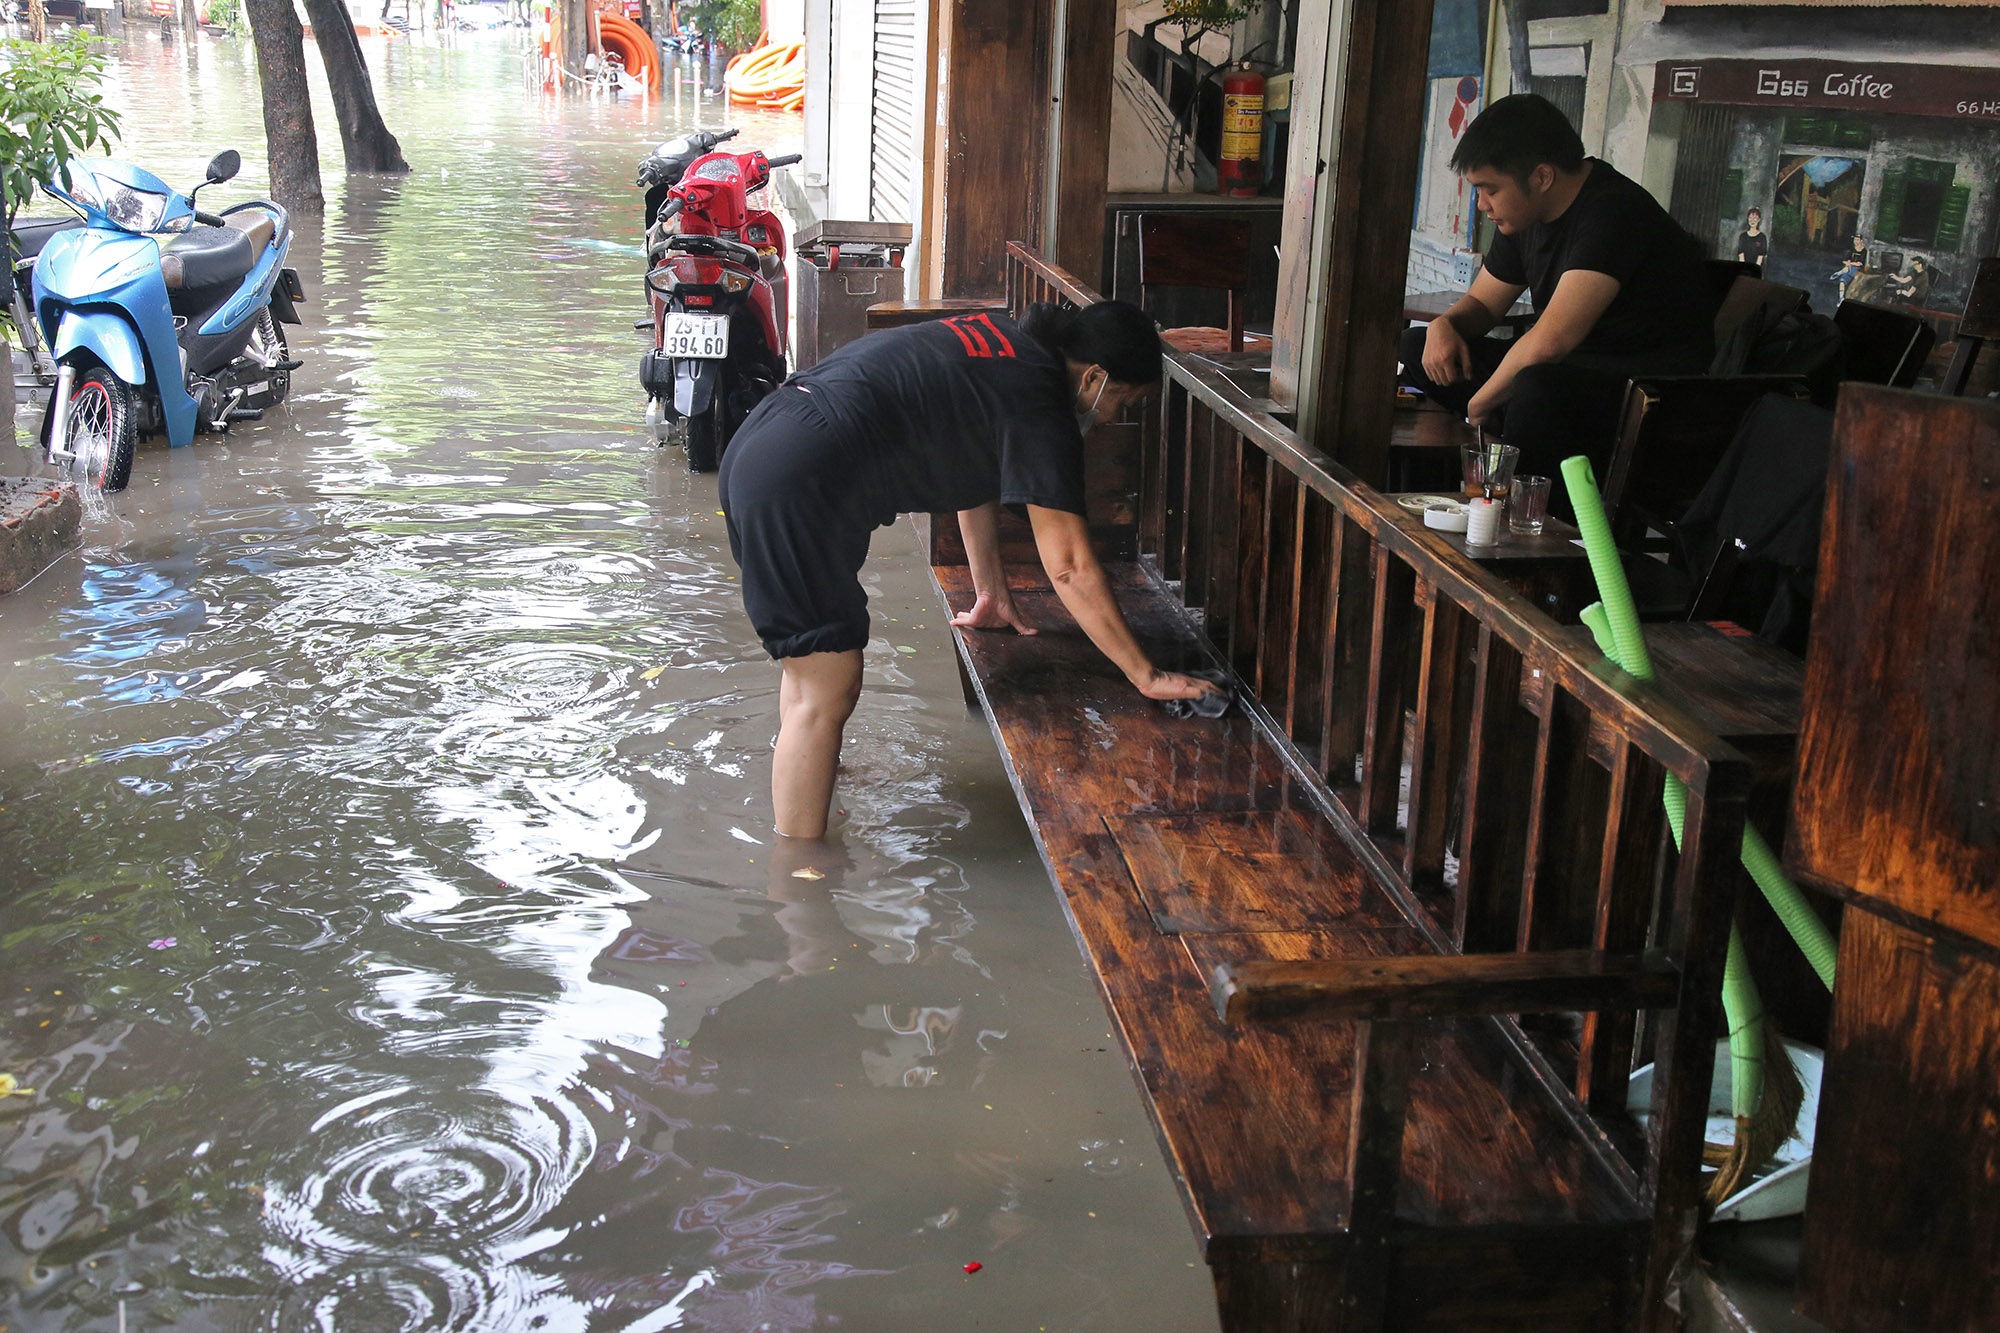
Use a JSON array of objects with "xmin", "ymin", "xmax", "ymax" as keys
[{"xmin": 0, "ymin": 24, "xmax": 1217, "ymax": 1333}]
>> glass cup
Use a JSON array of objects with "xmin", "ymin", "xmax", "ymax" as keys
[
  {"xmin": 1510, "ymin": 475, "xmax": 1552, "ymax": 535},
  {"xmin": 1461, "ymin": 441, "xmax": 1519, "ymax": 504}
]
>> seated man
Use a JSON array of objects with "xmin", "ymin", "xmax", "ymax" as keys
[
  {"xmin": 1399, "ymin": 94, "xmax": 1714, "ymax": 483},
  {"xmin": 1885, "ymin": 255, "xmax": 1934, "ymax": 308}
]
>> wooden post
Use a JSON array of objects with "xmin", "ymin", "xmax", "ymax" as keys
[
  {"xmin": 921, "ymin": 0, "xmax": 951, "ymax": 297},
  {"xmin": 1046, "ymin": 0, "xmax": 1114, "ymax": 290},
  {"xmin": 1269, "ymin": 0, "xmax": 1435, "ymax": 486},
  {"xmin": 934, "ymin": 0, "xmax": 1054, "ymax": 298},
  {"xmin": 1787, "ymin": 387, "xmax": 2000, "ymax": 1330},
  {"xmin": 1268, "ymin": 0, "xmax": 1329, "ymax": 410},
  {"xmin": 1640, "ymin": 774, "xmax": 1749, "ymax": 1327},
  {"xmin": 1345, "ymin": 1018, "xmax": 1416, "ymax": 1328}
]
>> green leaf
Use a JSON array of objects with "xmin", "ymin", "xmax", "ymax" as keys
[{"xmin": 0, "ymin": 33, "xmax": 119, "ymax": 230}]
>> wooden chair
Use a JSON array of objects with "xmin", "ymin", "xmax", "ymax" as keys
[
  {"xmin": 1941, "ymin": 255, "xmax": 2000, "ymax": 396},
  {"xmin": 1832, "ymin": 299, "xmax": 1934, "ymax": 389},
  {"xmin": 1602, "ymin": 374, "xmax": 1813, "ymax": 619},
  {"xmin": 1671, "ymin": 392, "xmax": 1837, "ymax": 648},
  {"xmin": 1598, "ymin": 273, "xmax": 1822, "ymax": 619},
  {"xmin": 1138, "ymin": 213, "xmax": 1254, "ymax": 353},
  {"xmin": 1605, "ymin": 375, "xmax": 1813, "ymax": 554}
]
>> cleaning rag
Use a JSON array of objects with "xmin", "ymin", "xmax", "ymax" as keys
[{"xmin": 1160, "ymin": 670, "xmax": 1234, "ymax": 720}]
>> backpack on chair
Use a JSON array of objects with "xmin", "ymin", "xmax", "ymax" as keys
[{"xmin": 1712, "ymin": 302, "xmax": 1846, "ymax": 406}]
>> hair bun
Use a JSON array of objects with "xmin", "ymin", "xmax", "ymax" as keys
[{"xmin": 1018, "ymin": 301, "xmax": 1077, "ymax": 349}]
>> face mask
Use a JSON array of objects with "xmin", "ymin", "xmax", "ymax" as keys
[{"xmin": 1074, "ymin": 372, "xmax": 1109, "ymax": 434}]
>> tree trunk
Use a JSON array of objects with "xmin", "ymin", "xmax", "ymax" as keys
[
  {"xmin": 181, "ymin": 0, "xmax": 200, "ymax": 46},
  {"xmin": 242, "ymin": 0, "xmax": 326, "ymax": 213},
  {"xmin": 28, "ymin": 0, "xmax": 46, "ymax": 42},
  {"xmin": 300, "ymin": 0, "xmax": 411, "ymax": 172},
  {"xmin": 559, "ymin": 0, "xmax": 589, "ymax": 80},
  {"xmin": 1502, "ymin": 0, "xmax": 1533, "ymax": 95}
]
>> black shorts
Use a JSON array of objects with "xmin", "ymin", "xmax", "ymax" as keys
[{"xmin": 719, "ymin": 387, "xmax": 875, "ymax": 659}]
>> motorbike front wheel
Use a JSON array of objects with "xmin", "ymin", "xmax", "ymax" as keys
[{"xmin": 54, "ymin": 365, "xmax": 137, "ymax": 493}]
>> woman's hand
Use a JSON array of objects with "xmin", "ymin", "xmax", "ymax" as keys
[
  {"xmin": 1133, "ymin": 668, "xmax": 1223, "ymax": 701},
  {"xmin": 951, "ymin": 591, "xmax": 1037, "ymax": 635}
]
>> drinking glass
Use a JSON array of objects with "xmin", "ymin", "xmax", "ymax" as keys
[
  {"xmin": 1510, "ymin": 475, "xmax": 1551, "ymax": 535},
  {"xmin": 1460, "ymin": 441, "xmax": 1519, "ymax": 504}
]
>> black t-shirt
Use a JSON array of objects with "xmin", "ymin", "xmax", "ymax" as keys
[
  {"xmin": 1736, "ymin": 231, "xmax": 1768, "ymax": 266},
  {"xmin": 786, "ymin": 313, "xmax": 1087, "ymax": 525},
  {"xmin": 1483, "ymin": 159, "xmax": 1713, "ymax": 369}
]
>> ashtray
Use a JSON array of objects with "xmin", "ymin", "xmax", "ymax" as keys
[
  {"xmin": 1421, "ymin": 502, "xmax": 1469, "ymax": 533},
  {"xmin": 1396, "ymin": 493, "xmax": 1462, "ymax": 512}
]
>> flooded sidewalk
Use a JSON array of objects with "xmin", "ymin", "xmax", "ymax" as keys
[{"xmin": 0, "ymin": 30, "xmax": 1216, "ymax": 1330}]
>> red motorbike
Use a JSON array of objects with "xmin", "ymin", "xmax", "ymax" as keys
[{"xmin": 640, "ymin": 145, "xmax": 800, "ymax": 471}]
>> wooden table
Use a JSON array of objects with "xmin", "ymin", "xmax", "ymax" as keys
[
  {"xmin": 1558, "ymin": 620, "xmax": 1804, "ymax": 781},
  {"xmin": 1169, "ymin": 347, "xmax": 1272, "ymax": 402},
  {"xmin": 1383, "ymin": 492, "xmax": 1592, "ymax": 619},
  {"xmin": 1402, "ymin": 288, "xmax": 1536, "ymax": 331},
  {"xmin": 863, "ymin": 297, "xmax": 1007, "ymax": 331},
  {"xmin": 1386, "ymin": 400, "xmax": 1472, "ymax": 490}
]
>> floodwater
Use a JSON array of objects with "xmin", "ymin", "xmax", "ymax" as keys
[{"xmin": 0, "ymin": 29, "xmax": 1218, "ymax": 1332}]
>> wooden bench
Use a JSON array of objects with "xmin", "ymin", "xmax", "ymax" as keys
[
  {"xmin": 925, "ymin": 245, "xmax": 1753, "ymax": 1329},
  {"xmin": 862, "ymin": 296, "xmax": 1009, "ymax": 331}
]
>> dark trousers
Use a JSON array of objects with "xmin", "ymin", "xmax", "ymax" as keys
[{"xmin": 1397, "ymin": 325, "xmax": 1633, "ymax": 492}]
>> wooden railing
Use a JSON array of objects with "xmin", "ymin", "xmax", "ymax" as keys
[{"xmin": 1000, "ymin": 242, "xmax": 1753, "ymax": 1319}]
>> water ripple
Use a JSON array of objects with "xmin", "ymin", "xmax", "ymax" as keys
[{"xmin": 258, "ymin": 1083, "xmax": 595, "ymax": 1330}]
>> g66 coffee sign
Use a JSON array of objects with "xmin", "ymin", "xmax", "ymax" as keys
[{"xmin": 1658, "ymin": 60, "xmax": 2000, "ymax": 120}]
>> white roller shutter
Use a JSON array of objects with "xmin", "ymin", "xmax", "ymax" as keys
[{"xmin": 869, "ymin": 0, "xmax": 917, "ymax": 223}]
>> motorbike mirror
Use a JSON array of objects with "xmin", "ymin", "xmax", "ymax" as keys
[{"xmin": 206, "ymin": 150, "xmax": 242, "ymax": 186}]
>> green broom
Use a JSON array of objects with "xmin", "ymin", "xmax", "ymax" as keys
[{"xmin": 1562, "ymin": 457, "xmax": 1827, "ymax": 1207}]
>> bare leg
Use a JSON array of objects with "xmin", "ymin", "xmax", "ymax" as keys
[
  {"xmin": 766, "ymin": 838, "xmax": 865, "ymax": 977},
  {"xmin": 773, "ymin": 649, "xmax": 863, "ymax": 839}
]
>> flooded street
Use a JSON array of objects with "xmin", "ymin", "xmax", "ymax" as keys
[{"xmin": 0, "ymin": 30, "xmax": 1217, "ymax": 1331}]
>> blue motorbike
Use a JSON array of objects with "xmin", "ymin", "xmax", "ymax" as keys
[{"xmin": 27, "ymin": 149, "xmax": 305, "ymax": 492}]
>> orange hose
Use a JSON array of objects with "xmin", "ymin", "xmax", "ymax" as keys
[
  {"xmin": 724, "ymin": 38, "xmax": 804, "ymax": 106},
  {"xmin": 596, "ymin": 13, "xmax": 660, "ymax": 91}
]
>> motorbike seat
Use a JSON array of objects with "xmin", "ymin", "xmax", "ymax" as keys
[
  {"xmin": 225, "ymin": 211, "xmax": 277, "ymax": 255},
  {"xmin": 160, "ymin": 225, "xmax": 255, "ymax": 292},
  {"xmin": 665, "ymin": 233, "xmax": 762, "ymax": 270}
]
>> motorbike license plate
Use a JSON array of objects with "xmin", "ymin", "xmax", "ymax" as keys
[{"xmin": 662, "ymin": 313, "xmax": 729, "ymax": 360}]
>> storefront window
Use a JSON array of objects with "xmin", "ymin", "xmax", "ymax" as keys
[{"xmin": 1879, "ymin": 157, "xmax": 1968, "ymax": 252}]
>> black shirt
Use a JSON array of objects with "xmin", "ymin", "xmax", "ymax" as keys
[
  {"xmin": 1736, "ymin": 230, "xmax": 1767, "ymax": 266},
  {"xmin": 786, "ymin": 313, "xmax": 1087, "ymax": 525},
  {"xmin": 1483, "ymin": 159, "xmax": 1713, "ymax": 371}
]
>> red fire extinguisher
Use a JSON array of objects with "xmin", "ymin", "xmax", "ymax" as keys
[{"xmin": 1218, "ymin": 61, "xmax": 1265, "ymax": 198}]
